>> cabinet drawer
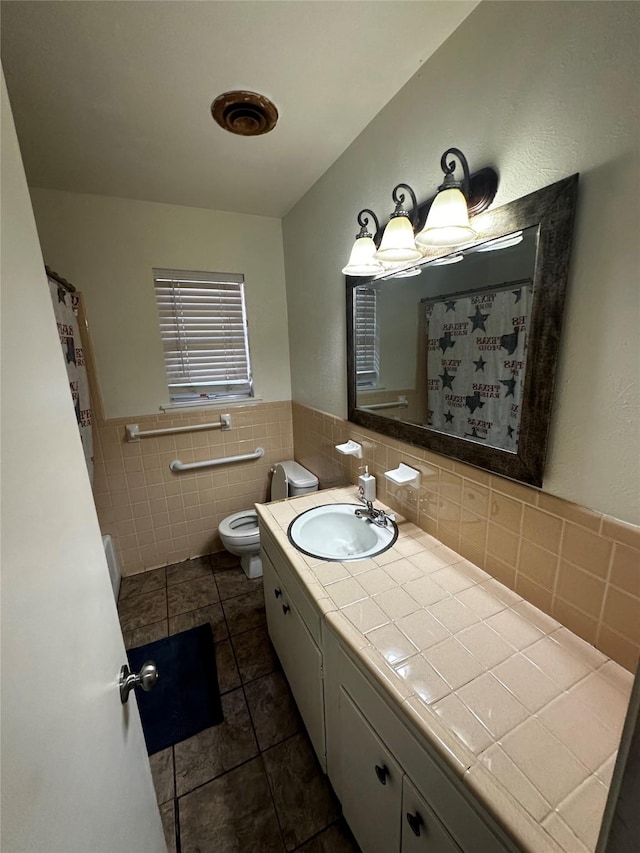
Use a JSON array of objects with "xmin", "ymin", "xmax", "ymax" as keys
[{"xmin": 262, "ymin": 551, "xmax": 326, "ymax": 768}]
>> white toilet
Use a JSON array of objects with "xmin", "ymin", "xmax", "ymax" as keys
[{"xmin": 218, "ymin": 460, "xmax": 319, "ymax": 579}]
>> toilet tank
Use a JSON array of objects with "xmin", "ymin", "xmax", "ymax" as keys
[{"xmin": 271, "ymin": 460, "xmax": 319, "ymax": 500}]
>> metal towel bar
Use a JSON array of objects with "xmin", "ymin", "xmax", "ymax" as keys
[
  {"xmin": 170, "ymin": 447, "xmax": 264, "ymax": 473},
  {"xmin": 359, "ymin": 397, "xmax": 408, "ymax": 411},
  {"xmin": 126, "ymin": 413, "xmax": 231, "ymax": 442}
]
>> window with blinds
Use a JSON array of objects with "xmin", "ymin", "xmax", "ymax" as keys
[
  {"xmin": 153, "ymin": 268, "xmax": 253, "ymax": 403},
  {"xmin": 355, "ymin": 287, "xmax": 379, "ymax": 387}
]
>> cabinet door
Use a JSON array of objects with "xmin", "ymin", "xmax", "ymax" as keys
[
  {"xmin": 402, "ymin": 776, "xmax": 461, "ymax": 853},
  {"xmin": 262, "ymin": 551, "xmax": 326, "ymax": 767},
  {"xmin": 339, "ymin": 687, "xmax": 402, "ymax": 853}
]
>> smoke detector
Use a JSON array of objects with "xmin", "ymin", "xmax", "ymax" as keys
[{"xmin": 211, "ymin": 90, "xmax": 279, "ymax": 136}]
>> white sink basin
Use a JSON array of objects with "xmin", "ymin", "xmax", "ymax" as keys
[{"xmin": 287, "ymin": 503, "xmax": 398, "ymax": 561}]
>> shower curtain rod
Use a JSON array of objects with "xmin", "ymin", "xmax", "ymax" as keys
[{"xmin": 45, "ymin": 265, "xmax": 76, "ymax": 293}]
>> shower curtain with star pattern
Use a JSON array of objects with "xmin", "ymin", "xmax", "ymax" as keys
[
  {"xmin": 425, "ymin": 282, "xmax": 532, "ymax": 451},
  {"xmin": 48, "ymin": 277, "xmax": 94, "ymax": 482}
]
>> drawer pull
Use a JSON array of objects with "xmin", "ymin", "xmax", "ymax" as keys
[
  {"xmin": 282, "ymin": 603, "xmax": 291, "ymax": 615},
  {"xmin": 375, "ymin": 764, "xmax": 389, "ymax": 785},
  {"xmin": 406, "ymin": 811, "xmax": 424, "ymax": 837},
  {"xmin": 274, "ymin": 588, "xmax": 282, "ymax": 598}
]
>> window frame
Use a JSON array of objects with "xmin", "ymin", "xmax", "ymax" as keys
[
  {"xmin": 354, "ymin": 286, "xmax": 380, "ymax": 389},
  {"xmin": 153, "ymin": 268, "xmax": 254, "ymax": 405}
]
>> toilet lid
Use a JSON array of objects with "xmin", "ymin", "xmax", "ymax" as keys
[{"xmin": 271, "ymin": 465, "xmax": 288, "ymax": 501}]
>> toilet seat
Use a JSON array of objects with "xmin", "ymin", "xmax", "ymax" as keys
[
  {"xmin": 217, "ymin": 460, "xmax": 318, "ymax": 579},
  {"xmin": 218, "ymin": 509, "xmax": 260, "ymax": 547}
]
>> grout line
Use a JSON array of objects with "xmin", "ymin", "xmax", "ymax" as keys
[
  {"xmin": 511, "ymin": 494, "xmax": 526, "ymax": 596},
  {"xmin": 175, "ymin": 751, "xmax": 264, "ymax": 801},
  {"xmin": 172, "ymin": 761, "xmax": 181, "ymax": 853},
  {"xmin": 171, "ymin": 721, "xmax": 304, "ymax": 846},
  {"xmin": 288, "ymin": 818, "xmax": 355, "ymax": 852},
  {"xmin": 258, "ymin": 751, "xmax": 288, "ymax": 849},
  {"xmin": 549, "ymin": 520, "xmax": 565, "ymax": 619},
  {"xmin": 165, "ymin": 568, "xmax": 170, "ymax": 625},
  {"xmin": 595, "ymin": 541, "xmax": 616, "ymax": 650},
  {"xmin": 162, "ymin": 569, "xmax": 181, "ymax": 853}
]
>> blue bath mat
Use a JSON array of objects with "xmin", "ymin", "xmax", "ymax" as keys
[{"xmin": 127, "ymin": 624, "xmax": 224, "ymax": 755}]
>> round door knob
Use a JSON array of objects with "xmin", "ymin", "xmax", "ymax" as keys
[
  {"xmin": 119, "ymin": 661, "xmax": 158, "ymax": 704},
  {"xmin": 138, "ymin": 661, "xmax": 159, "ymax": 692}
]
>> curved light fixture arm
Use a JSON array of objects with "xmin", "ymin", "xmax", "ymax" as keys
[
  {"xmin": 439, "ymin": 147, "xmax": 471, "ymax": 199},
  {"xmin": 356, "ymin": 208, "xmax": 380, "ymax": 240},
  {"xmin": 391, "ymin": 183, "xmax": 419, "ymax": 228}
]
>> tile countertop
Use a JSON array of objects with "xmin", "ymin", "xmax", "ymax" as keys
[{"xmin": 256, "ymin": 486, "xmax": 634, "ymax": 853}]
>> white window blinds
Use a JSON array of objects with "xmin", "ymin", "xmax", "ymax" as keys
[
  {"xmin": 355, "ymin": 287, "xmax": 379, "ymax": 386},
  {"xmin": 153, "ymin": 268, "xmax": 253, "ymax": 402}
]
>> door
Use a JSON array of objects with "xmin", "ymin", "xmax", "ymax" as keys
[
  {"xmin": 401, "ymin": 776, "xmax": 461, "ymax": 853},
  {"xmin": 339, "ymin": 687, "xmax": 403, "ymax": 853},
  {"xmin": 0, "ymin": 74, "xmax": 166, "ymax": 852}
]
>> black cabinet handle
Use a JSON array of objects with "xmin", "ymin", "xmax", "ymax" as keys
[
  {"xmin": 406, "ymin": 811, "xmax": 424, "ymax": 837},
  {"xmin": 282, "ymin": 603, "xmax": 291, "ymax": 615},
  {"xmin": 274, "ymin": 588, "xmax": 282, "ymax": 598},
  {"xmin": 375, "ymin": 764, "xmax": 389, "ymax": 785}
]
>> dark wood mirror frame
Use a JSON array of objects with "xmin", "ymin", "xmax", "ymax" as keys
[{"xmin": 347, "ymin": 173, "xmax": 579, "ymax": 487}]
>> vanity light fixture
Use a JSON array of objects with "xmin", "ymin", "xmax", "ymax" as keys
[
  {"xmin": 342, "ymin": 150, "xmax": 498, "ymax": 276},
  {"xmin": 393, "ymin": 266, "xmax": 422, "ymax": 278},
  {"xmin": 416, "ymin": 148, "xmax": 477, "ymax": 248},
  {"xmin": 427, "ymin": 252, "xmax": 464, "ymax": 266},
  {"xmin": 474, "ymin": 230, "xmax": 524, "ymax": 252},
  {"xmin": 342, "ymin": 209, "xmax": 385, "ymax": 276},
  {"xmin": 380, "ymin": 258, "xmax": 423, "ymax": 278},
  {"xmin": 374, "ymin": 183, "xmax": 423, "ymax": 264},
  {"xmin": 379, "ymin": 262, "xmax": 423, "ymax": 279}
]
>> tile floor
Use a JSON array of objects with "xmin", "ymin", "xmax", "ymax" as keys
[{"xmin": 118, "ymin": 552, "xmax": 361, "ymax": 853}]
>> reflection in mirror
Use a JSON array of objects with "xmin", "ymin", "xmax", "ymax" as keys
[
  {"xmin": 355, "ymin": 226, "xmax": 538, "ymax": 453},
  {"xmin": 347, "ymin": 175, "xmax": 579, "ymax": 486}
]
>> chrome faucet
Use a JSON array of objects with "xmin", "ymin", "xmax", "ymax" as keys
[{"xmin": 355, "ymin": 501, "xmax": 391, "ymax": 528}]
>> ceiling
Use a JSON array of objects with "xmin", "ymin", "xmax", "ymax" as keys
[{"xmin": 1, "ymin": 1, "xmax": 478, "ymax": 218}]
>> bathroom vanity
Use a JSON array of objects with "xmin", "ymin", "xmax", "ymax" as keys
[{"xmin": 257, "ymin": 487, "xmax": 632, "ymax": 853}]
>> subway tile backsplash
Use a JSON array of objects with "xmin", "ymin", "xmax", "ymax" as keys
[{"xmin": 291, "ymin": 402, "xmax": 640, "ymax": 673}]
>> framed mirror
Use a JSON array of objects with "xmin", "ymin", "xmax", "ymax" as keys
[{"xmin": 347, "ymin": 174, "xmax": 579, "ymax": 486}]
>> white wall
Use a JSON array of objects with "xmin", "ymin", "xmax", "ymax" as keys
[
  {"xmin": 30, "ymin": 189, "xmax": 291, "ymax": 418},
  {"xmin": 282, "ymin": 0, "xmax": 640, "ymax": 524}
]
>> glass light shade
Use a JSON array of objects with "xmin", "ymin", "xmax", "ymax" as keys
[
  {"xmin": 415, "ymin": 187, "xmax": 476, "ymax": 248},
  {"xmin": 393, "ymin": 266, "xmax": 422, "ymax": 278},
  {"xmin": 475, "ymin": 230, "xmax": 523, "ymax": 252},
  {"xmin": 373, "ymin": 215, "xmax": 422, "ymax": 263},
  {"xmin": 428, "ymin": 252, "xmax": 464, "ymax": 266},
  {"xmin": 380, "ymin": 258, "xmax": 421, "ymax": 277},
  {"xmin": 342, "ymin": 235, "xmax": 384, "ymax": 276}
]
